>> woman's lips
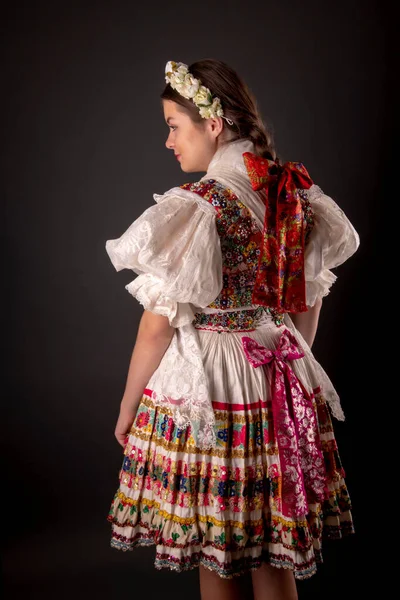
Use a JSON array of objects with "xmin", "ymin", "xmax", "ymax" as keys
[{"xmin": 175, "ymin": 154, "xmax": 181, "ymax": 161}]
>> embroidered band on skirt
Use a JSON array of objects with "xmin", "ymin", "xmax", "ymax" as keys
[{"xmin": 107, "ymin": 308, "xmax": 354, "ymax": 579}]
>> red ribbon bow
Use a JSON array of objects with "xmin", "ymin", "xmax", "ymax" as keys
[
  {"xmin": 242, "ymin": 151, "xmax": 314, "ymax": 313},
  {"xmin": 242, "ymin": 329, "xmax": 328, "ymax": 518}
]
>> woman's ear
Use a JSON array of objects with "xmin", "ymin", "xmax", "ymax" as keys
[{"xmin": 207, "ymin": 116, "xmax": 224, "ymax": 139}]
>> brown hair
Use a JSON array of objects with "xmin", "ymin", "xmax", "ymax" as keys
[{"xmin": 161, "ymin": 58, "xmax": 277, "ymax": 161}]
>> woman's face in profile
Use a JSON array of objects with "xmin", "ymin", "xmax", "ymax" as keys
[{"xmin": 163, "ymin": 99, "xmax": 221, "ymax": 174}]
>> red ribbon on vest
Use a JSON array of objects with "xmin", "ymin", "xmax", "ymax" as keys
[{"xmin": 242, "ymin": 152, "xmax": 314, "ymax": 313}]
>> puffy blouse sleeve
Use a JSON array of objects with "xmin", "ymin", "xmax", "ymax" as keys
[
  {"xmin": 105, "ymin": 186, "xmax": 223, "ymax": 327},
  {"xmin": 304, "ymin": 184, "xmax": 360, "ymax": 307}
]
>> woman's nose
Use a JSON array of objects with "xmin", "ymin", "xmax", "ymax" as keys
[{"xmin": 165, "ymin": 132, "xmax": 174, "ymax": 149}]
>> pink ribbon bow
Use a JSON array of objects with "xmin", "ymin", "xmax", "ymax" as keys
[{"xmin": 242, "ymin": 329, "xmax": 328, "ymax": 518}]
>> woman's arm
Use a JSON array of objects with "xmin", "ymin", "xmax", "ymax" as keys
[
  {"xmin": 115, "ymin": 310, "xmax": 175, "ymax": 446},
  {"xmin": 290, "ymin": 297, "xmax": 323, "ymax": 349}
]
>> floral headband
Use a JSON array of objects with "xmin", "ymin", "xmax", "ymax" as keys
[{"xmin": 165, "ymin": 61, "xmax": 234, "ymax": 125}]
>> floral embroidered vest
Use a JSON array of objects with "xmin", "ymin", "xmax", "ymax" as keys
[{"xmin": 180, "ymin": 178, "xmax": 314, "ymax": 317}]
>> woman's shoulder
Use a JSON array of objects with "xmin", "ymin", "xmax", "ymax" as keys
[
  {"xmin": 304, "ymin": 183, "xmax": 348, "ymax": 219},
  {"xmin": 304, "ymin": 184, "xmax": 359, "ymax": 245},
  {"xmin": 153, "ymin": 183, "xmax": 218, "ymax": 215},
  {"xmin": 179, "ymin": 177, "xmax": 241, "ymax": 205}
]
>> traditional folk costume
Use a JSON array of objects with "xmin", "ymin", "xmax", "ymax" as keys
[{"xmin": 105, "ymin": 61, "xmax": 360, "ymax": 580}]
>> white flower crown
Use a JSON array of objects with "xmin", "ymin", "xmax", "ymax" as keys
[{"xmin": 165, "ymin": 61, "xmax": 233, "ymax": 125}]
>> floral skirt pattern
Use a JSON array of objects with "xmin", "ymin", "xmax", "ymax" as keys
[{"xmin": 107, "ymin": 318, "xmax": 354, "ymax": 580}]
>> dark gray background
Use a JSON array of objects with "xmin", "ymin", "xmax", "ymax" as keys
[{"xmin": 2, "ymin": 0, "xmax": 389, "ymax": 598}]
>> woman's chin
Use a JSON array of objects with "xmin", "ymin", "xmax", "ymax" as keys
[{"xmin": 180, "ymin": 163, "xmax": 198, "ymax": 174}]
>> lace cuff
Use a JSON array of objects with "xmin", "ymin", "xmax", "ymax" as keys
[
  {"xmin": 126, "ymin": 273, "xmax": 196, "ymax": 328},
  {"xmin": 305, "ymin": 268, "xmax": 338, "ymax": 307}
]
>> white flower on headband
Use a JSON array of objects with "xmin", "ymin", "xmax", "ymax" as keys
[
  {"xmin": 199, "ymin": 97, "xmax": 224, "ymax": 119},
  {"xmin": 165, "ymin": 60, "xmax": 231, "ymax": 123},
  {"xmin": 193, "ymin": 85, "xmax": 210, "ymax": 105}
]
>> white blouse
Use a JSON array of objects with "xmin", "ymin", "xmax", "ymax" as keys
[
  {"xmin": 106, "ymin": 186, "xmax": 223, "ymax": 328},
  {"xmin": 106, "ymin": 187, "xmax": 224, "ymax": 448},
  {"xmin": 105, "ymin": 138, "xmax": 360, "ymax": 446}
]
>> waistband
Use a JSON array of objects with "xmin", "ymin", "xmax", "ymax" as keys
[{"xmin": 192, "ymin": 306, "xmax": 285, "ymax": 333}]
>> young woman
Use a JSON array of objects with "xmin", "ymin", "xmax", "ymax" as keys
[{"xmin": 105, "ymin": 59, "xmax": 360, "ymax": 600}]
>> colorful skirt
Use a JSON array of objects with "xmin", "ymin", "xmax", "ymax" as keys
[{"xmin": 107, "ymin": 308, "xmax": 354, "ymax": 580}]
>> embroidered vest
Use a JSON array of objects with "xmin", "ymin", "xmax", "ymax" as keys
[{"xmin": 180, "ymin": 178, "xmax": 314, "ymax": 319}]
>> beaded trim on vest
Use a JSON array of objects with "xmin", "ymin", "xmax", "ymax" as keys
[{"xmin": 193, "ymin": 306, "xmax": 285, "ymax": 333}]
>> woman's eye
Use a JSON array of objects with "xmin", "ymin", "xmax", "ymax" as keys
[{"xmin": 169, "ymin": 125, "xmax": 177, "ymax": 131}]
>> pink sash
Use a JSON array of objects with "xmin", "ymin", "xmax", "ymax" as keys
[{"xmin": 242, "ymin": 329, "xmax": 328, "ymax": 518}]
